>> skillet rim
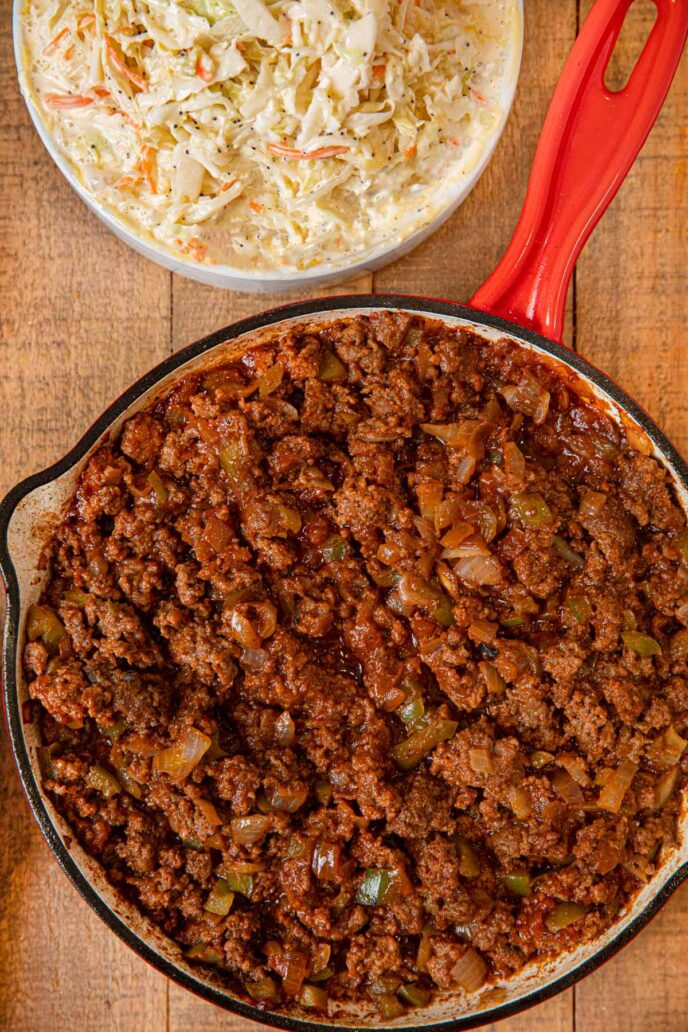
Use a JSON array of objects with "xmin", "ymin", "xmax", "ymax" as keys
[{"xmin": 2, "ymin": 293, "xmax": 688, "ymax": 1032}]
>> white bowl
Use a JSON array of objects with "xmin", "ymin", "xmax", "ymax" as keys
[{"xmin": 13, "ymin": 1, "xmax": 523, "ymax": 292}]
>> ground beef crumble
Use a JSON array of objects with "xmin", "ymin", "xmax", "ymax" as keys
[{"xmin": 24, "ymin": 314, "xmax": 688, "ymax": 1019}]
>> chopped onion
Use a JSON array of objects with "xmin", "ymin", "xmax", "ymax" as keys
[
  {"xmin": 451, "ymin": 947, "xmax": 487, "ymax": 992},
  {"xmin": 533, "ymin": 390, "xmax": 551, "ymax": 425},
  {"xmin": 653, "ymin": 767, "xmax": 680, "ymax": 810},
  {"xmin": 229, "ymin": 609, "xmax": 262, "ymax": 649},
  {"xmin": 222, "ymin": 860, "xmax": 266, "ymax": 874},
  {"xmin": 468, "ymin": 620, "xmax": 498, "ymax": 644},
  {"xmin": 299, "ymin": 984, "xmax": 328, "ymax": 1010},
  {"xmin": 310, "ymin": 943, "xmax": 331, "ymax": 976},
  {"xmin": 186, "ymin": 944, "xmax": 223, "ymax": 965},
  {"xmin": 649, "ymin": 725, "xmax": 687, "ymax": 768},
  {"xmin": 230, "ymin": 814, "xmax": 271, "ymax": 846},
  {"xmin": 398, "ymin": 572, "xmax": 441, "ymax": 606},
  {"xmin": 312, "ymin": 841, "xmax": 342, "ymax": 881},
  {"xmin": 552, "ymin": 769, "xmax": 584, "ymax": 805},
  {"xmin": 250, "ymin": 600, "xmax": 278, "ymax": 639},
  {"xmin": 503, "ymin": 441, "xmax": 526, "ymax": 483},
  {"xmin": 479, "ymin": 661, "xmax": 506, "ymax": 694},
  {"xmin": 416, "ymin": 481, "xmax": 444, "ymax": 519},
  {"xmin": 266, "ymin": 782, "xmax": 308, "ymax": 812},
  {"xmin": 597, "ymin": 759, "xmax": 637, "ymax": 813},
  {"xmin": 416, "ymin": 926, "xmax": 434, "ymax": 973},
  {"xmin": 246, "ymin": 976, "xmax": 279, "ymax": 1003},
  {"xmin": 421, "ymin": 420, "xmax": 487, "ymax": 453},
  {"xmin": 318, "ymin": 351, "xmax": 347, "ymax": 381},
  {"xmin": 510, "ymin": 785, "xmax": 532, "ymax": 819},
  {"xmin": 241, "ymin": 648, "xmax": 268, "ymax": 670},
  {"xmin": 443, "ymin": 540, "xmax": 492, "ymax": 560},
  {"xmin": 469, "ymin": 747, "xmax": 494, "ymax": 774},
  {"xmin": 558, "ymin": 754, "xmax": 591, "ymax": 787},
  {"xmin": 579, "ymin": 490, "xmax": 606, "ymax": 518},
  {"xmin": 282, "ymin": 947, "xmax": 309, "ymax": 997},
  {"xmin": 275, "ymin": 711, "xmax": 295, "ymax": 747},
  {"xmin": 197, "ymin": 798, "xmax": 222, "ymax": 826},
  {"xmin": 552, "ymin": 535, "xmax": 584, "ymax": 569},
  {"xmin": 256, "ymin": 363, "xmax": 284, "ymax": 398},
  {"xmin": 146, "ymin": 470, "xmax": 169, "ymax": 504},
  {"xmin": 152, "ymin": 727, "xmax": 211, "ymax": 782},
  {"xmin": 456, "ymin": 555, "xmax": 503, "ymax": 586},
  {"xmin": 204, "ymin": 513, "xmax": 233, "ymax": 552},
  {"xmin": 454, "ymin": 454, "xmax": 478, "ymax": 485},
  {"xmin": 440, "ymin": 522, "xmax": 475, "ymax": 548}
]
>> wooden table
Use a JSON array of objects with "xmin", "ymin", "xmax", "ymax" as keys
[{"xmin": 1, "ymin": 2, "xmax": 686, "ymax": 1030}]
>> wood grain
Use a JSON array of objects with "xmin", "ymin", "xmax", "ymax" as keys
[
  {"xmin": 574, "ymin": 2, "xmax": 688, "ymax": 1029},
  {"xmin": 1, "ymin": 0, "xmax": 686, "ymax": 1030}
]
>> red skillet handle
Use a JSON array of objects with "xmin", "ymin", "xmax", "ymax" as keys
[{"xmin": 470, "ymin": 0, "xmax": 688, "ymax": 343}]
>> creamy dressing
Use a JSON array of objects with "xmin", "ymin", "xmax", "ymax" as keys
[{"xmin": 21, "ymin": 0, "xmax": 519, "ymax": 272}]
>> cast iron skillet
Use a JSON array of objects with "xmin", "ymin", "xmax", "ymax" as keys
[{"xmin": 2, "ymin": 1, "xmax": 688, "ymax": 1029}]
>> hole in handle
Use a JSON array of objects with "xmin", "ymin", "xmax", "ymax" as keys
[{"xmin": 605, "ymin": 0, "xmax": 658, "ymax": 92}]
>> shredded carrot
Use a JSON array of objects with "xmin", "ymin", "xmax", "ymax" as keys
[
  {"xmin": 470, "ymin": 86, "xmax": 486, "ymax": 104},
  {"xmin": 136, "ymin": 145, "xmax": 157, "ymax": 193},
  {"xmin": 196, "ymin": 54, "xmax": 214, "ymax": 83},
  {"xmin": 220, "ymin": 178, "xmax": 239, "ymax": 193},
  {"xmin": 403, "ymin": 143, "xmax": 417, "ymax": 159},
  {"xmin": 105, "ymin": 35, "xmax": 148, "ymax": 92},
  {"xmin": 76, "ymin": 12, "xmax": 96, "ymax": 30},
  {"xmin": 248, "ymin": 201, "xmax": 264, "ymax": 213},
  {"xmin": 92, "ymin": 86, "xmax": 111, "ymax": 98},
  {"xmin": 44, "ymin": 27, "xmax": 70, "ymax": 55},
  {"xmin": 179, "ymin": 236, "xmax": 209, "ymax": 261},
  {"xmin": 372, "ymin": 63, "xmax": 386, "ymax": 78},
  {"xmin": 268, "ymin": 143, "xmax": 349, "ymax": 161},
  {"xmin": 64, "ymin": 45, "xmax": 75, "ymax": 61},
  {"xmin": 44, "ymin": 93, "xmax": 94, "ymax": 109},
  {"xmin": 114, "ymin": 173, "xmax": 142, "ymax": 190},
  {"xmin": 449, "ymin": 136, "xmax": 460, "ymax": 146}
]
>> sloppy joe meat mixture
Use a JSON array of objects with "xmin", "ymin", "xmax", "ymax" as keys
[{"xmin": 24, "ymin": 312, "xmax": 688, "ymax": 1019}]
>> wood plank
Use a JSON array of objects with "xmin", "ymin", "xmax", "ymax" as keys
[
  {"xmin": 576, "ymin": 1, "xmax": 688, "ymax": 453},
  {"xmin": 374, "ymin": 0, "xmax": 578, "ymax": 347},
  {"xmin": 575, "ymin": 883, "xmax": 688, "ymax": 1032},
  {"xmin": 171, "ymin": 273, "xmax": 373, "ymax": 350},
  {"xmin": 0, "ymin": 1, "xmax": 170, "ymax": 1028},
  {"xmin": 484, "ymin": 991, "xmax": 573, "ymax": 1032},
  {"xmin": 575, "ymin": 1, "xmax": 688, "ymax": 1030}
]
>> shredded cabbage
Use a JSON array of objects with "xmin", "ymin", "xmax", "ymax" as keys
[{"xmin": 22, "ymin": 0, "xmax": 518, "ymax": 272}]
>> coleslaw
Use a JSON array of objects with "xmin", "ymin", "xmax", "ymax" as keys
[{"xmin": 21, "ymin": 0, "xmax": 519, "ymax": 272}]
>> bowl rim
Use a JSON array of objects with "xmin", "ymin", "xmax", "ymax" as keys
[
  {"xmin": 3, "ymin": 294, "xmax": 688, "ymax": 1030},
  {"xmin": 12, "ymin": 0, "xmax": 524, "ymax": 290}
]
